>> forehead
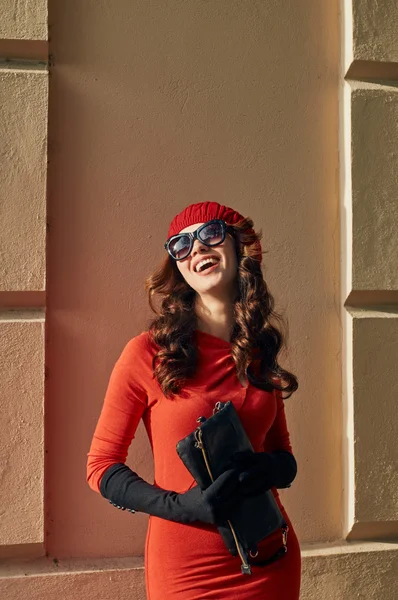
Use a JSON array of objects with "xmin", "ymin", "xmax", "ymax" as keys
[{"xmin": 178, "ymin": 222, "xmax": 205, "ymax": 234}]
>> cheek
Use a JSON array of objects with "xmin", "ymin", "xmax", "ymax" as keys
[{"xmin": 177, "ymin": 262, "xmax": 192, "ymax": 282}]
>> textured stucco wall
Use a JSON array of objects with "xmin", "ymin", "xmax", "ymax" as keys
[
  {"xmin": 0, "ymin": 0, "xmax": 48, "ymax": 569},
  {"xmin": 1, "ymin": 0, "xmax": 397, "ymax": 598},
  {"xmin": 341, "ymin": 3, "xmax": 398, "ymax": 547},
  {"xmin": 350, "ymin": 82, "xmax": 398, "ymax": 291},
  {"xmin": 352, "ymin": 310, "xmax": 398, "ymax": 525},
  {"xmin": 352, "ymin": 0, "xmax": 398, "ymax": 63},
  {"xmin": 0, "ymin": 68, "xmax": 48, "ymax": 292},
  {"xmin": 0, "ymin": 0, "xmax": 47, "ymax": 41},
  {"xmin": 0, "ymin": 316, "xmax": 45, "ymax": 547}
]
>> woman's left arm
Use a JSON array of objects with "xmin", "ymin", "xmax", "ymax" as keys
[{"xmin": 230, "ymin": 386, "xmax": 297, "ymax": 494}]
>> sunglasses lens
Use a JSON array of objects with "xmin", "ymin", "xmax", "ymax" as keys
[
  {"xmin": 168, "ymin": 234, "xmax": 191, "ymax": 259},
  {"xmin": 199, "ymin": 221, "xmax": 224, "ymax": 245}
]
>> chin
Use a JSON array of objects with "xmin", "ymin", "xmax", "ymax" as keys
[{"xmin": 197, "ymin": 279, "xmax": 230, "ymax": 294}]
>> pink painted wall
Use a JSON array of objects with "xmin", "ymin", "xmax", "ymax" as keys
[{"xmin": 46, "ymin": 0, "xmax": 340, "ymax": 559}]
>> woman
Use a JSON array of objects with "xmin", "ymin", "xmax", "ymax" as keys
[{"xmin": 87, "ymin": 201, "xmax": 301, "ymax": 599}]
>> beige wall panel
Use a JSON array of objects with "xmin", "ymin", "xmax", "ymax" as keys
[
  {"xmin": 0, "ymin": 315, "xmax": 44, "ymax": 546},
  {"xmin": 0, "ymin": 544, "xmax": 397, "ymax": 600},
  {"xmin": 352, "ymin": 0, "xmax": 398, "ymax": 63},
  {"xmin": 352, "ymin": 309, "xmax": 398, "ymax": 523},
  {"xmin": 0, "ymin": 0, "xmax": 47, "ymax": 41},
  {"xmin": 0, "ymin": 68, "xmax": 47, "ymax": 291},
  {"xmin": 350, "ymin": 82, "xmax": 398, "ymax": 291}
]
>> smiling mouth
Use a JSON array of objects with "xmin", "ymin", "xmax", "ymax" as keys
[
  {"xmin": 194, "ymin": 261, "xmax": 220, "ymax": 275},
  {"xmin": 194, "ymin": 257, "xmax": 220, "ymax": 273}
]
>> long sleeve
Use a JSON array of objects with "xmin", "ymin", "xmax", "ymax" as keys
[
  {"xmin": 262, "ymin": 385, "xmax": 293, "ymax": 455},
  {"xmin": 261, "ymin": 384, "xmax": 297, "ymax": 489},
  {"xmin": 86, "ymin": 335, "xmax": 148, "ymax": 493}
]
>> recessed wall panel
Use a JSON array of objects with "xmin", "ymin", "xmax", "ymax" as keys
[
  {"xmin": 0, "ymin": 68, "xmax": 48, "ymax": 292},
  {"xmin": 352, "ymin": 0, "xmax": 398, "ymax": 63},
  {"xmin": 0, "ymin": 0, "xmax": 47, "ymax": 41},
  {"xmin": 352, "ymin": 309, "xmax": 398, "ymax": 524},
  {"xmin": 350, "ymin": 82, "xmax": 398, "ymax": 291},
  {"xmin": 0, "ymin": 316, "xmax": 44, "ymax": 546}
]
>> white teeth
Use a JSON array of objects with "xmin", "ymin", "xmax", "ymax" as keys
[{"xmin": 195, "ymin": 257, "xmax": 219, "ymax": 273}]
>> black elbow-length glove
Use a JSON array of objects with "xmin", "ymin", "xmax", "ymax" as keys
[
  {"xmin": 227, "ymin": 449, "xmax": 297, "ymax": 496},
  {"xmin": 99, "ymin": 462, "xmax": 244, "ymax": 526}
]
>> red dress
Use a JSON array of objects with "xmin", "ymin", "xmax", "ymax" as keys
[{"xmin": 87, "ymin": 329, "xmax": 301, "ymax": 599}]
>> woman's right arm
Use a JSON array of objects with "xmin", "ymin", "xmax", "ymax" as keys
[
  {"xmin": 86, "ymin": 335, "xmax": 149, "ymax": 493},
  {"xmin": 86, "ymin": 335, "xmax": 244, "ymax": 525}
]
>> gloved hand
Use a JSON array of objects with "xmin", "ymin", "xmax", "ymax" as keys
[
  {"xmin": 177, "ymin": 469, "xmax": 245, "ymax": 525},
  {"xmin": 227, "ymin": 449, "xmax": 297, "ymax": 496},
  {"xmin": 100, "ymin": 462, "xmax": 244, "ymax": 526}
]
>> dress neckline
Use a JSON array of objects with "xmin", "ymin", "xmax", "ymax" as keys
[
  {"xmin": 194, "ymin": 329, "xmax": 231, "ymax": 349},
  {"xmin": 194, "ymin": 329, "xmax": 250, "ymax": 389}
]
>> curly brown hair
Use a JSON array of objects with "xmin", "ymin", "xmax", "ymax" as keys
[{"xmin": 144, "ymin": 216, "xmax": 298, "ymax": 400}]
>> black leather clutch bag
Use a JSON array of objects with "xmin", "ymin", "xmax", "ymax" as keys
[{"xmin": 176, "ymin": 400, "xmax": 288, "ymax": 575}]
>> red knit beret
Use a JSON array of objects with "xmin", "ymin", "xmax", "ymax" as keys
[{"xmin": 167, "ymin": 201, "xmax": 262, "ymax": 263}]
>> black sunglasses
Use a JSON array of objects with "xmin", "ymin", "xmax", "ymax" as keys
[{"xmin": 164, "ymin": 219, "xmax": 235, "ymax": 261}]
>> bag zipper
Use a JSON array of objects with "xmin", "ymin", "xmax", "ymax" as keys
[{"xmin": 194, "ymin": 427, "xmax": 252, "ymax": 575}]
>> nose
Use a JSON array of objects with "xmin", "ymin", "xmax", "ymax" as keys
[{"xmin": 191, "ymin": 237, "xmax": 209, "ymax": 257}]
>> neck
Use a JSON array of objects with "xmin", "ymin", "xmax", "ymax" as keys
[{"xmin": 194, "ymin": 293, "xmax": 236, "ymax": 343}]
